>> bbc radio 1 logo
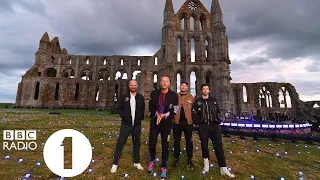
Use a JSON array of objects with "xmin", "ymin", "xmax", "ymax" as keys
[{"xmin": 3, "ymin": 130, "xmax": 37, "ymax": 151}]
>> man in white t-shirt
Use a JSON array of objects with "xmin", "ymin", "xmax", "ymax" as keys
[{"xmin": 111, "ymin": 80, "xmax": 145, "ymax": 173}]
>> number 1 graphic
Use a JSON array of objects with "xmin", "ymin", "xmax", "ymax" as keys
[{"xmin": 62, "ymin": 137, "xmax": 72, "ymax": 169}]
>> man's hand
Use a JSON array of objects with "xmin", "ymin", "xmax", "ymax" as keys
[{"xmin": 156, "ymin": 114, "xmax": 166, "ymax": 125}]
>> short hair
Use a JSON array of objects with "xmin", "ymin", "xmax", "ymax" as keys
[
  {"xmin": 161, "ymin": 75, "xmax": 170, "ymax": 82},
  {"xmin": 201, "ymin": 83, "xmax": 210, "ymax": 90},
  {"xmin": 128, "ymin": 79, "xmax": 138, "ymax": 86},
  {"xmin": 181, "ymin": 81, "xmax": 189, "ymax": 86}
]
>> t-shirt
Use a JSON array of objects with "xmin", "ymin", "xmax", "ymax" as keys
[
  {"xmin": 130, "ymin": 94, "xmax": 136, "ymax": 126},
  {"xmin": 179, "ymin": 94, "xmax": 188, "ymax": 125},
  {"xmin": 157, "ymin": 92, "xmax": 167, "ymax": 114}
]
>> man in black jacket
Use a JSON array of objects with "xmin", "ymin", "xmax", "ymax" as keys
[
  {"xmin": 148, "ymin": 76, "xmax": 178, "ymax": 179},
  {"xmin": 111, "ymin": 80, "xmax": 145, "ymax": 173},
  {"xmin": 192, "ymin": 84, "xmax": 235, "ymax": 178}
]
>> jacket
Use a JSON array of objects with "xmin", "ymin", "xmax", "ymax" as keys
[
  {"xmin": 192, "ymin": 96, "xmax": 221, "ymax": 125},
  {"xmin": 173, "ymin": 92, "xmax": 194, "ymax": 125},
  {"xmin": 149, "ymin": 89, "xmax": 178, "ymax": 122},
  {"xmin": 118, "ymin": 93, "xmax": 145, "ymax": 127}
]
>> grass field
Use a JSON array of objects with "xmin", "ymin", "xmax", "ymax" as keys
[{"xmin": 0, "ymin": 108, "xmax": 319, "ymax": 180}]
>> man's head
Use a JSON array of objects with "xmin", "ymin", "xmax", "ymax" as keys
[
  {"xmin": 160, "ymin": 76, "xmax": 170, "ymax": 90},
  {"xmin": 180, "ymin": 81, "xmax": 189, "ymax": 93},
  {"xmin": 201, "ymin": 83, "xmax": 210, "ymax": 96},
  {"xmin": 128, "ymin": 80, "xmax": 138, "ymax": 93}
]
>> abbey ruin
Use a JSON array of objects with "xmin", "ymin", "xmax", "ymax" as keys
[{"xmin": 15, "ymin": 0, "xmax": 309, "ymax": 118}]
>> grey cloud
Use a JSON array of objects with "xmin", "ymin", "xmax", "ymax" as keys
[
  {"xmin": 222, "ymin": 0, "xmax": 320, "ymax": 60},
  {"xmin": 0, "ymin": 0, "xmax": 320, "ymax": 102},
  {"xmin": 305, "ymin": 60, "xmax": 320, "ymax": 72},
  {"xmin": 0, "ymin": 0, "xmax": 13, "ymax": 13}
]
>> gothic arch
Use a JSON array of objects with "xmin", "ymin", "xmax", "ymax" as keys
[
  {"xmin": 178, "ymin": 12, "xmax": 188, "ymax": 30},
  {"xmin": 98, "ymin": 69, "xmax": 110, "ymax": 81},
  {"xmin": 115, "ymin": 69, "xmax": 128, "ymax": 80},
  {"xmin": 176, "ymin": 37, "xmax": 183, "ymax": 62},
  {"xmin": 200, "ymin": 13, "xmax": 207, "ymax": 31},
  {"xmin": 279, "ymin": 86, "xmax": 292, "ymax": 109},
  {"xmin": 34, "ymin": 82, "xmax": 40, "ymax": 100},
  {"xmin": 45, "ymin": 67, "xmax": 57, "ymax": 77},
  {"xmin": 62, "ymin": 69, "xmax": 75, "ymax": 78},
  {"xmin": 258, "ymin": 86, "xmax": 273, "ymax": 108},
  {"xmin": 188, "ymin": 67, "xmax": 200, "ymax": 96},
  {"xmin": 80, "ymin": 69, "xmax": 92, "ymax": 81}
]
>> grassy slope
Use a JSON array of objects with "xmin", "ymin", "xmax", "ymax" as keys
[{"xmin": 0, "ymin": 108, "xmax": 319, "ymax": 180}]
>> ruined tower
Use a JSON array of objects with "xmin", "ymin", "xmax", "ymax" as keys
[{"xmin": 15, "ymin": 0, "xmax": 303, "ymax": 118}]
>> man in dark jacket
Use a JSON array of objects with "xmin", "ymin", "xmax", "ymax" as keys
[
  {"xmin": 192, "ymin": 84, "xmax": 235, "ymax": 178},
  {"xmin": 148, "ymin": 76, "xmax": 178, "ymax": 179},
  {"xmin": 111, "ymin": 80, "xmax": 145, "ymax": 173}
]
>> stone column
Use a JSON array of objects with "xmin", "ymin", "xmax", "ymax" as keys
[{"xmin": 75, "ymin": 56, "xmax": 80, "ymax": 78}]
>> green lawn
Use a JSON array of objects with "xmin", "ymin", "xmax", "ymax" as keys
[{"xmin": 0, "ymin": 108, "xmax": 319, "ymax": 180}]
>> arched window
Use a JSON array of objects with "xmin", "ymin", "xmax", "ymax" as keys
[
  {"xmin": 137, "ymin": 59, "xmax": 140, "ymax": 66},
  {"xmin": 115, "ymin": 71, "xmax": 122, "ymax": 80},
  {"xmin": 121, "ymin": 59, "xmax": 124, "ymax": 66},
  {"xmin": 205, "ymin": 39, "xmax": 209, "ymax": 61},
  {"xmin": 95, "ymin": 85, "xmax": 99, "ymax": 102},
  {"xmin": 46, "ymin": 68, "xmax": 57, "ymax": 77},
  {"xmin": 55, "ymin": 83, "xmax": 59, "ymax": 101},
  {"xmin": 75, "ymin": 83, "xmax": 79, "ymax": 101},
  {"xmin": 190, "ymin": 71, "xmax": 196, "ymax": 96},
  {"xmin": 122, "ymin": 73, "xmax": 128, "ymax": 79},
  {"xmin": 86, "ymin": 59, "xmax": 90, "ymax": 65},
  {"xmin": 155, "ymin": 57, "xmax": 158, "ymax": 65},
  {"xmin": 177, "ymin": 73, "xmax": 181, "ymax": 93},
  {"xmin": 285, "ymin": 90, "xmax": 292, "ymax": 108},
  {"xmin": 153, "ymin": 74, "xmax": 158, "ymax": 90},
  {"xmin": 279, "ymin": 87, "xmax": 292, "ymax": 108},
  {"xmin": 190, "ymin": 16, "xmax": 195, "ymax": 30},
  {"xmin": 243, "ymin": 86, "xmax": 248, "ymax": 103},
  {"xmin": 181, "ymin": 18, "xmax": 185, "ymax": 30},
  {"xmin": 177, "ymin": 38, "xmax": 181, "ymax": 62},
  {"xmin": 132, "ymin": 71, "xmax": 141, "ymax": 80},
  {"xmin": 279, "ymin": 89, "xmax": 285, "ymax": 108},
  {"xmin": 191, "ymin": 38, "xmax": 195, "ymax": 62},
  {"xmin": 34, "ymin": 82, "xmax": 40, "ymax": 100},
  {"xmin": 103, "ymin": 59, "xmax": 107, "ymax": 65}
]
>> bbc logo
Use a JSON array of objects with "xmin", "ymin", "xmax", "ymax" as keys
[{"xmin": 3, "ymin": 130, "xmax": 37, "ymax": 141}]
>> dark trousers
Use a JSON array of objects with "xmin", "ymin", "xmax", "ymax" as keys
[
  {"xmin": 149, "ymin": 118, "xmax": 172, "ymax": 167},
  {"xmin": 112, "ymin": 124, "xmax": 141, "ymax": 165},
  {"xmin": 173, "ymin": 124, "xmax": 193, "ymax": 160},
  {"xmin": 198, "ymin": 123, "xmax": 226, "ymax": 167}
]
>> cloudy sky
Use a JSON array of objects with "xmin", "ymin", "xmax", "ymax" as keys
[{"xmin": 0, "ymin": 0, "xmax": 319, "ymax": 103}]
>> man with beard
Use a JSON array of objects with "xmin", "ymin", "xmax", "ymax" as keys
[
  {"xmin": 111, "ymin": 80, "xmax": 145, "ymax": 173},
  {"xmin": 148, "ymin": 76, "xmax": 178, "ymax": 179},
  {"xmin": 172, "ymin": 81, "xmax": 194, "ymax": 169},
  {"xmin": 192, "ymin": 84, "xmax": 235, "ymax": 178}
]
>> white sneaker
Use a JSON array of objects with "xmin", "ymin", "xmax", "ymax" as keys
[
  {"xmin": 110, "ymin": 164, "xmax": 118, "ymax": 173},
  {"xmin": 134, "ymin": 163, "xmax": 144, "ymax": 170},
  {"xmin": 203, "ymin": 158, "xmax": 209, "ymax": 172},
  {"xmin": 220, "ymin": 167, "xmax": 235, "ymax": 179}
]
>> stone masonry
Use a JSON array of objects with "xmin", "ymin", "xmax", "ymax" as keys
[{"xmin": 15, "ymin": 0, "xmax": 306, "ymax": 118}]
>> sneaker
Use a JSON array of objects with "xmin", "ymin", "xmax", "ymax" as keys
[
  {"xmin": 134, "ymin": 163, "xmax": 144, "ymax": 170},
  {"xmin": 110, "ymin": 164, "xmax": 118, "ymax": 173},
  {"xmin": 187, "ymin": 160, "xmax": 194, "ymax": 169},
  {"xmin": 203, "ymin": 158, "xmax": 209, "ymax": 172},
  {"xmin": 220, "ymin": 167, "xmax": 235, "ymax": 179},
  {"xmin": 160, "ymin": 167, "xmax": 167, "ymax": 179},
  {"xmin": 172, "ymin": 159, "xmax": 179, "ymax": 168},
  {"xmin": 147, "ymin": 161, "xmax": 155, "ymax": 173}
]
